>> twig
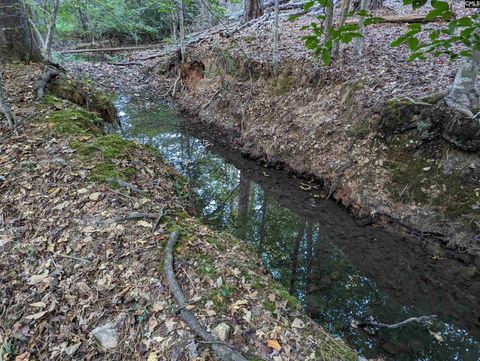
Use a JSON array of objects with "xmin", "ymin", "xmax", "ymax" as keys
[
  {"xmin": 163, "ymin": 231, "xmax": 248, "ymax": 361},
  {"xmin": 105, "ymin": 177, "xmax": 145, "ymax": 194},
  {"xmin": 356, "ymin": 315, "xmax": 437, "ymax": 330},
  {"xmin": 152, "ymin": 205, "xmax": 165, "ymax": 233},
  {"xmin": 105, "ymin": 212, "xmax": 157, "ymax": 223},
  {"xmin": 51, "ymin": 252, "xmax": 91, "ymax": 263}
]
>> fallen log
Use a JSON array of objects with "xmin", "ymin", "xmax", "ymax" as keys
[
  {"xmin": 163, "ymin": 231, "xmax": 248, "ymax": 361},
  {"xmin": 59, "ymin": 44, "xmax": 162, "ymax": 54},
  {"xmin": 345, "ymin": 14, "xmax": 451, "ymax": 25}
]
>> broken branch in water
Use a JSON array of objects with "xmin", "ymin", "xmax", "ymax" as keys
[
  {"xmin": 356, "ymin": 315, "xmax": 437, "ymax": 330},
  {"xmin": 163, "ymin": 231, "xmax": 248, "ymax": 361}
]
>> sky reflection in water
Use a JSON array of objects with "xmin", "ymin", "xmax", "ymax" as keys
[{"xmin": 117, "ymin": 95, "xmax": 480, "ymax": 361}]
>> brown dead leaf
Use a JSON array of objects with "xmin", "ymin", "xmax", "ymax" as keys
[{"xmin": 267, "ymin": 339, "xmax": 282, "ymax": 351}]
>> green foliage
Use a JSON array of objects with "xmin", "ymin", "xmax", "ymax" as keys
[
  {"xmin": 290, "ymin": 0, "xmax": 379, "ymax": 64},
  {"xmin": 54, "ymin": 0, "xmax": 232, "ymax": 44},
  {"xmin": 391, "ymin": 1, "xmax": 480, "ymax": 61}
]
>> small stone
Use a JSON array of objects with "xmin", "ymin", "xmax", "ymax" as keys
[
  {"xmin": 89, "ymin": 192, "xmax": 103, "ymax": 201},
  {"xmin": 213, "ymin": 322, "xmax": 232, "ymax": 341},
  {"xmin": 91, "ymin": 322, "xmax": 118, "ymax": 350}
]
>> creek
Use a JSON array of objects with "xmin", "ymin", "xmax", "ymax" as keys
[{"xmin": 116, "ymin": 93, "xmax": 480, "ymax": 361}]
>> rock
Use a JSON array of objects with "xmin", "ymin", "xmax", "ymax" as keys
[
  {"xmin": 212, "ymin": 322, "xmax": 232, "ymax": 341},
  {"xmin": 91, "ymin": 322, "xmax": 118, "ymax": 349},
  {"xmin": 89, "ymin": 192, "xmax": 103, "ymax": 201}
]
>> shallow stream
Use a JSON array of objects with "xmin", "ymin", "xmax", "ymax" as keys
[{"xmin": 117, "ymin": 94, "xmax": 480, "ymax": 361}]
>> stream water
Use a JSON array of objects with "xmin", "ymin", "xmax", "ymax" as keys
[{"xmin": 116, "ymin": 94, "xmax": 480, "ymax": 361}]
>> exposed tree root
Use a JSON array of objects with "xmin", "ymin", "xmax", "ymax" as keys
[
  {"xmin": 163, "ymin": 231, "xmax": 249, "ymax": 361},
  {"xmin": 37, "ymin": 67, "xmax": 60, "ymax": 99}
]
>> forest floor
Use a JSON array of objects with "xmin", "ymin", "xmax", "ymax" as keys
[
  {"xmin": 122, "ymin": 0, "xmax": 478, "ymax": 257},
  {"xmin": 0, "ymin": 63, "xmax": 358, "ymax": 360}
]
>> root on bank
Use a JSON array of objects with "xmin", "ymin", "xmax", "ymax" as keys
[{"xmin": 163, "ymin": 231, "xmax": 249, "ymax": 361}]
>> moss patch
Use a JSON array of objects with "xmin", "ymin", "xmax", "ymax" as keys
[
  {"xmin": 48, "ymin": 109, "xmax": 103, "ymax": 135},
  {"xmin": 71, "ymin": 134, "xmax": 135, "ymax": 160},
  {"xmin": 385, "ymin": 137, "xmax": 480, "ymax": 218}
]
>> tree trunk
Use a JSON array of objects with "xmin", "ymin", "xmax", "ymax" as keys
[
  {"xmin": 42, "ymin": 0, "xmax": 60, "ymax": 61},
  {"xmin": 353, "ymin": 0, "xmax": 382, "ymax": 9},
  {"xmin": 0, "ymin": 0, "xmax": 42, "ymax": 62},
  {"xmin": 237, "ymin": 172, "xmax": 251, "ymax": 240},
  {"xmin": 243, "ymin": 0, "xmax": 263, "ymax": 22},
  {"xmin": 444, "ymin": 51, "xmax": 480, "ymax": 118},
  {"xmin": 272, "ymin": 0, "xmax": 280, "ymax": 73},
  {"xmin": 352, "ymin": 0, "xmax": 368, "ymax": 57},
  {"xmin": 332, "ymin": 0, "xmax": 351, "ymax": 57},
  {"xmin": 176, "ymin": 0, "xmax": 185, "ymax": 62},
  {"xmin": 0, "ymin": 72, "xmax": 15, "ymax": 128},
  {"xmin": 324, "ymin": 0, "xmax": 334, "ymax": 42}
]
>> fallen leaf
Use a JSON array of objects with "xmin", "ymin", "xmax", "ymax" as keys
[
  {"xmin": 27, "ymin": 271, "xmax": 48, "ymax": 285},
  {"xmin": 25, "ymin": 311, "xmax": 47, "ymax": 320},
  {"xmin": 291, "ymin": 318, "xmax": 305, "ymax": 329},
  {"xmin": 29, "ymin": 302, "xmax": 47, "ymax": 309},
  {"xmin": 15, "ymin": 352, "xmax": 30, "ymax": 361},
  {"xmin": 137, "ymin": 220, "xmax": 151, "ymax": 228},
  {"xmin": 267, "ymin": 339, "xmax": 282, "ymax": 351},
  {"xmin": 147, "ymin": 352, "xmax": 158, "ymax": 361}
]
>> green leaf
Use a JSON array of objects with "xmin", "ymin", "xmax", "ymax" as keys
[
  {"xmin": 321, "ymin": 47, "xmax": 331, "ymax": 65},
  {"xmin": 406, "ymin": 37, "xmax": 420, "ymax": 50},
  {"xmin": 303, "ymin": 1, "xmax": 316, "ymax": 11},
  {"xmin": 288, "ymin": 14, "xmax": 303, "ymax": 21},
  {"xmin": 391, "ymin": 36, "xmax": 406, "ymax": 47}
]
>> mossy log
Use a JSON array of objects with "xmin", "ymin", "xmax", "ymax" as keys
[{"xmin": 46, "ymin": 74, "xmax": 119, "ymax": 125}]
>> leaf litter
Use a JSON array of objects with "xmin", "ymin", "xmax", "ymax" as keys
[{"xmin": 0, "ymin": 63, "xmax": 357, "ymax": 360}]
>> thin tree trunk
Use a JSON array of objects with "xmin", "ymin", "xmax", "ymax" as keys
[
  {"xmin": 324, "ymin": 0, "xmax": 334, "ymax": 42},
  {"xmin": 176, "ymin": 0, "xmax": 185, "ymax": 62},
  {"xmin": 272, "ymin": 0, "xmax": 280, "ymax": 73},
  {"xmin": 237, "ymin": 172, "xmax": 251, "ymax": 240},
  {"xmin": 42, "ymin": 0, "xmax": 59, "ymax": 61},
  {"xmin": 332, "ymin": 0, "xmax": 351, "ymax": 57},
  {"xmin": 0, "ymin": 0, "xmax": 43, "ymax": 62},
  {"xmin": 171, "ymin": 10, "xmax": 177, "ymax": 43},
  {"xmin": 352, "ymin": 0, "xmax": 368, "ymax": 57},
  {"xmin": 289, "ymin": 220, "xmax": 305, "ymax": 294},
  {"xmin": 0, "ymin": 73, "xmax": 15, "ymax": 128},
  {"xmin": 243, "ymin": 0, "xmax": 263, "ymax": 22}
]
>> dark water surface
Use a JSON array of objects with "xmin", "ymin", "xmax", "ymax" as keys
[{"xmin": 116, "ymin": 94, "xmax": 480, "ymax": 361}]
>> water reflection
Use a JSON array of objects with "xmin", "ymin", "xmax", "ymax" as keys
[{"xmin": 117, "ymin": 94, "xmax": 480, "ymax": 360}]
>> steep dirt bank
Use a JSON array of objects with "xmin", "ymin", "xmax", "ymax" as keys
[
  {"xmin": 0, "ymin": 64, "xmax": 357, "ymax": 360},
  {"xmin": 141, "ymin": 2, "xmax": 480, "ymax": 257}
]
